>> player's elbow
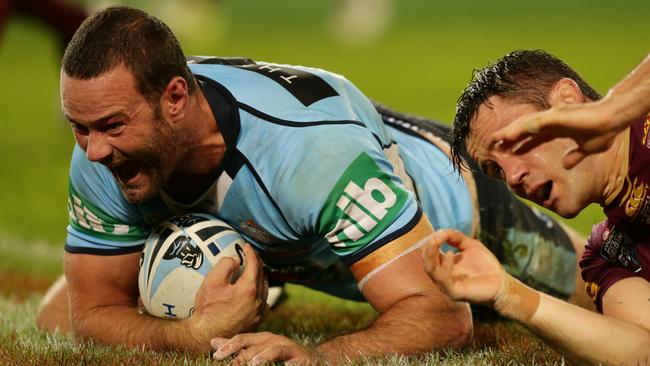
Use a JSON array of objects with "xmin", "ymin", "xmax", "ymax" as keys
[
  {"xmin": 445, "ymin": 303, "xmax": 473, "ymax": 349},
  {"xmin": 36, "ymin": 276, "xmax": 71, "ymax": 334},
  {"xmin": 421, "ymin": 302, "xmax": 473, "ymax": 351}
]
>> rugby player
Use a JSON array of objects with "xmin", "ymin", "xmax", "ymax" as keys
[
  {"xmin": 37, "ymin": 8, "xmax": 587, "ymax": 363},
  {"xmin": 426, "ymin": 49, "xmax": 650, "ymax": 365}
]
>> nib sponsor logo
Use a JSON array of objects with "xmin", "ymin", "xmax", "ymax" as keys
[
  {"xmin": 319, "ymin": 153, "xmax": 408, "ymax": 248},
  {"xmin": 328, "ymin": 178, "xmax": 397, "ymax": 244}
]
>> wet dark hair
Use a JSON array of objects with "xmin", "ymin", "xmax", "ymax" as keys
[
  {"xmin": 62, "ymin": 5, "xmax": 196, "ymax": 105},
  {"xmin": 450, "ymin": 49, "xmax": 601, "ymax": 171}
]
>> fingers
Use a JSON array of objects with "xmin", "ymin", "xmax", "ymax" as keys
[
  {"xmin": 206, "ymin": 256, "xmax": 239, "ymax": 285},
  {"xmin": 422, "ymin": 231, "xmax": 459, "ymax": 294},
  {"xmin": 212, "ymin": 332, "xmax": 272, "ymax": 360},
  {"xmin": 422, "ymin": 233, "xmax": 445, "ymax": 273},
  {"xmin": 562, "ymin": 147, "xmax": 587, "ymax": 169},
  {"xmin": 422, "ymin": 230, "xmax": 471, "ymax": 271},
  {"xmin": 238, "ymin": 244, "xmax": 269, "ymax": 310},
  {"xmin": 212, "ymin": 332, "xmax": 309, "ymax": 365},
  {"xmin": 233, "ymin": 344, "xmax": 292, "ymax": 365},
  {"xmin": 210, "ymin": 337, "xmax": 228, "ymax": 351},
  {"xmin": 432, "ymin": 229, "xmax": 473, "ymax": 251},
  {"xmin": 490, "ymin": 116, "xmax": 539, "ymax": 147},
  {"xmin": 234, "ymin": 344, "xmax": 276, "ymax": 365},
  {"xmin": 246, "ymin": 346, "xmax": 292, "ymax": 365},
  {"xmin": 237, "ymin": 244, "xmax": 263, "ymax": 287}
]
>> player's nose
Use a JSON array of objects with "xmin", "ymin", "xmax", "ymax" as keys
[
  {"xmin": 85, "ymin": 131, "xmax": 113, "ymax": 164},
  {"xmin": 502, "ymin": 157, "xmax": 527, "ymax": 192}
]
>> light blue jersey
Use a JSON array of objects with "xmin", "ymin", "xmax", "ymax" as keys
[{"xmin": 66, "ymin": 58, "xmax": 473, "ymax": 300}]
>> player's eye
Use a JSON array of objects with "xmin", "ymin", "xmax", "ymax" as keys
[
  {"xmin": 70, "ymin": 122, "xmax": 89, "ymax": 135},
  {"xmin": 102, "ymin": 121, "xmax": 125, "ymax": 135},
  {"xmin": 482, "ymin": 161, "xmax": 504, "ymax": 181}
]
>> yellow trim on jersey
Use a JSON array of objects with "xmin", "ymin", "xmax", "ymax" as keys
[
  {"xmin": 350, "ymin": 215, "xmax": 433, "ymax": 284},
  {"xmin": 585, "ymin": 281, "xmax": 600, "ymax": 303}
]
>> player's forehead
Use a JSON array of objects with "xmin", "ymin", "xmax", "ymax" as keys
[
  {"xmin": 466, "ymin": 96, "xmax": 534, "ymax": 161},
  {"xmin": 465, "ymin": 99, "xmax": 502, "ymax": 161},
  {"xmin": 61, "ymin": 64, "xmax": 139, "ymax": 98},
  {"xmin": 60, "ymin": 65, "xmax": 143, "ymax": 120}
]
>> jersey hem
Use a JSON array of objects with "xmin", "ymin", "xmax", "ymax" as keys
[{"xmin": 64, "ymin": 244, "xmax": 144, "ymax": 256}]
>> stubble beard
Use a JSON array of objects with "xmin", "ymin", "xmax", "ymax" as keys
[{"xmin": 119, "ymin": 121, "xmax": 183, "ymax": 204}]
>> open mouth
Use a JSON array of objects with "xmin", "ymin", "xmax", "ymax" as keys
[
  {"xmin": 537, "ymin": 181, "xmax": 553, "ymax": 204},
  {"xmin": 111, "ymin": 160, "xmax": 141, "ymax": 185}
]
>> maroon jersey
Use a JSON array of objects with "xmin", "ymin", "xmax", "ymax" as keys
[{"xmin": 580, "ymin": 114, "xmax": 650, "ymax": 312}]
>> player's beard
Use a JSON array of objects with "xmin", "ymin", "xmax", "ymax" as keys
[{"xmin": 116, "ymin": 120, "xmax": 184, "ymax": 204}]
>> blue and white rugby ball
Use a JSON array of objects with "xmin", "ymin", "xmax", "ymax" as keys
[{"xmin": 138, "ymin": 213, "xmax": 245, "ymax": 319}]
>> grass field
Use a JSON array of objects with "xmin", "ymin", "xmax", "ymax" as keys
[{"xmin": 0, "ymin": 0, "xmax": 648, "ymax": 364}]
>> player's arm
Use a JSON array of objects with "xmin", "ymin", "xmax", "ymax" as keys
[
  {"xmin": 312, "ymin": 216, "xmax": 471, "ymax": 362},
  {"xmin": 491, "ymin": 53, "xmax": 650, "ymax": 168},
  {"xmin": 65, "ymin": 243, "xmax": 266, "ymax": 352},
  {"xmin": 424, "ymin": 229, "xmax": 650, "ymax": 366},
  {"xmin": 212, "ymin": 217, "xmax": 472, "ymax": 365},
  {"xmin": 63, "ymin": 147, "xmax": 267, "ymax": 350}
]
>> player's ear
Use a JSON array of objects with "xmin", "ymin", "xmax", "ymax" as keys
[
  {"xmin": 161, "ymin": 76, "xmax": 189, "ymax": 122},
  {"xmin": 548, "ymin": 78, "xmax": 585, "ymax": 106}
]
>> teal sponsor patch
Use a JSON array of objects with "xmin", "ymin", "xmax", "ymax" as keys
[
  {"xmin": 318, "ymin": 152, "xmax": 408, "ymax": 253},
  {"xmin": 68, "ymin": 183, "xmax": 147, "ymax": 242}
]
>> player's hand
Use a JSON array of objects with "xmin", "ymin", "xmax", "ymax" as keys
[
  {"xmin": 422, "ymin": 230, "xmax": 505, "ymax": 305},
  {"xmin": 187, "ymin": 244, "xmax": 268, "ymax": 343},
  {"xmin": 211, "ymin": 332, "xmax": 317, "ymax": 365},
  {"xmin": 489, "ymin": 100, "xmax": 632, "ymax": 169}
]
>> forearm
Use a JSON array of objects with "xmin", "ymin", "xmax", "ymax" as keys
[
  {"xmin": 315, "ymin": 293, "xmax": 472, "ymax": 363},
  {"xmin": 604, "ymin": 53, "xmax": 650, "ymax": 121},
  {"xmin": 497, "ymin": 274, "xmax": 650, "ymax": 365},
  {"xmin": 72, "ymin": 304, "xmax": 207, "ymax": 353}
]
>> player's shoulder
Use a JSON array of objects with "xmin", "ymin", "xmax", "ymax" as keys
[
  {"xmin": 68, "ymin": 144, "xmax": 138, "ymax": 221},
  {"xmin": 188, "ymin": 56, "xmax": 376, "ymax": 123}
]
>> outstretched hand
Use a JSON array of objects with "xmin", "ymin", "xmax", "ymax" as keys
[
  {"xmin": 421, "ymin": 230, "xmax": 505, "ymax": 305},
  {"xmin": 212, "ymin": 332, "xmax": 316, "ymax": 365},
  {"xmin": 490, "ymin": 101, "xmax": 633, "ymax": 169}
]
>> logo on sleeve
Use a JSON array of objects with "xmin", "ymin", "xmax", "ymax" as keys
[
  {"xmin": 624, "ymin": 177, "xmax": 649, "ymax": 221},
  {"xmin": 318, "ymin": 153, "xmax": 408, "ymax": 248},
  {"xmin": 599, "ymin": 226, "xmax": 642, "ymax": 273},
  {"xmin": 68, "ymin": 183, "xmax": 146, "ymax": 241}
]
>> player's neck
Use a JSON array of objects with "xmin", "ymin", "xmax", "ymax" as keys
[
  {"xmin": 600, "ymin": 128, "xmax": 630, "ymax": 206},
  {"xmin": 165, "ymin": 88, "xmax": 226, "ymax": 203},
  {"xmin": 176, "ymin": 87, "xmax": 227, "ymax": 175}
]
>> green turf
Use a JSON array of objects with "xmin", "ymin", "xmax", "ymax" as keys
[
  {"xmin": 0, "ymin": 288, "xmax": 562, "ymax": 366},
  {"xmin": 0, "ymin": 0, "xmax": 648, "ymax": 364}
]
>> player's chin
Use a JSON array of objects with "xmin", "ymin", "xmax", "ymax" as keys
[
  {"xmin": 120, "ymin": 183, "xmax": 159, "ymax": 204},
  {"xmin": 553, "ymin": 202, "xmax": 582, "ymax": 219},
  {"xmin": 119, "ymin": 172, "xmax": 164, "ymax": 203}
]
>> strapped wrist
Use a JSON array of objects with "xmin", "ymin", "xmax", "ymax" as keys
[{"xmin": 492, "ymin": 273, "xmax": 540, "ymax": 324}]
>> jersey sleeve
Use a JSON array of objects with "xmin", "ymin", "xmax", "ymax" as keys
[
  {"xmin": 274, "ymin": 122, "xmax": 434, "ymax": 288},
  {"xmin": 66, "ymin": 145, "xmax": 150, "ymax": 255},
  {"xmin": 580, "ymin": 220, "xmax": 641, "ymax": 312}
]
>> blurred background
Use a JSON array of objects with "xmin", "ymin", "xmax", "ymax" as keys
[{"xmin": 0, "ymin": 0, "xmax": 647, "ymax": 284}]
